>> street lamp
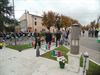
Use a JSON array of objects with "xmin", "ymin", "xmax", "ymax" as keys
[{"xmin": 83, "ymin": 51, "xmax": 89, "ymax": 75}]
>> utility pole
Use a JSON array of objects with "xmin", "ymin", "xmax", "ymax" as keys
[
  {"xmin": 12, "ymin": 0, "xmax": 15, "ymax": 21},
  {"xmin": 25, "ymin": 10, "xmax": 28, "ymax": 32},
  {"xmin": 12, "ymin": 0, "xmax": 16, "ymax": 45}
]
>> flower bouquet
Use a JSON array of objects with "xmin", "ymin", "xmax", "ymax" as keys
[
  {"xmin": 0, "ymin": 43, "xmax": 3, "ymax": 49},
  {"xmin": 57, "ymin": 56, "xmax": 67, "ymax": 69}
]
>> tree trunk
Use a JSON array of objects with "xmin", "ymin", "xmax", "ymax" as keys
[
  {"xmin": 58, "ymin": 27, "xmax": 60, "ymax": 30},
  {"xmin": 0, "ymin": 21, "xmax": 5, "ymax": 32},
  {"xmin": 47, "ymin": 27, "xmax": 50, "ymax": 30},
  {"xmin": 65, "ymin": 27, "xmax": 67, "ymax": 31}
]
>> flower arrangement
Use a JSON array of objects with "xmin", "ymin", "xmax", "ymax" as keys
[
  {"xmin": 57, "ymin": 56, "xmax": 67, "ymax": 69},
  {"xmin": 0, "ymin": 43, "xmax": 3, "ymax": 49}
]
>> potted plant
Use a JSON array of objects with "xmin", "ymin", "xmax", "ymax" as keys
[
  {"xmin": 0, "ymin": 43, "xmax": 3, "ymax": 49},
  {"xmin": 57, "ymin": 56, "xmax": 67, "ymax": 69}
]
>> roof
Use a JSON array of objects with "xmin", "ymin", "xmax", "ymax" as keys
[
  {"xmin": 29, "ymin": 14, "xmax": 42, "ymax": 18},
  {"xmin": 19, "ymin": 12, "xmax": 42, "ymax": 21}
]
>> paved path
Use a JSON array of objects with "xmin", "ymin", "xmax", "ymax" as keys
[
  {"xmin": 0, "ymin": 46, "xmax": 83, "ymax": 75},
  {"xmin": 0, "ymin": 42, "xmax": 100, "ymax": 75}
]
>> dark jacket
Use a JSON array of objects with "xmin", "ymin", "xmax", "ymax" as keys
[
  {"xmin": 34, "ymin": 32, "xmax": 39, "ymax": 39},
  {"xmin": 55, "ymin": 31, "xmax": 61, "ymax": 40},
  {"xmin": 45, "ymin": 32, "xmax": 52, "ymax": 42}
]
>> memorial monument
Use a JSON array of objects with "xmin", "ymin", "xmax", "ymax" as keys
[{"xmin": 67, "ymin": 24, "xmax": 81, "ymax": 72}]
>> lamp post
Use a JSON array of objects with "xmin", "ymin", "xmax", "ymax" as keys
[{"xmin": 83, "ymin": 52, "xmax": 89, "ymax": 75}]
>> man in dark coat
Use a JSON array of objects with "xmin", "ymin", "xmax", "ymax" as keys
[{"xmin": 55, "ymin": 30, "xmax": 61, "ymax": 47}]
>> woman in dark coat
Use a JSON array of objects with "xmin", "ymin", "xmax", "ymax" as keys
[
  {"xmin": 45, "ymin": 30, "xmax": 52, "ymax": 45},
  {"xmin": 34, "ymin": 29, "xmax": 41, "ymax": 49}
]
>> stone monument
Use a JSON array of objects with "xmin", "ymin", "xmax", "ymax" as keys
[{"xmin": 67, "ymin": 24, "xmax": 81, "ymax": 73}]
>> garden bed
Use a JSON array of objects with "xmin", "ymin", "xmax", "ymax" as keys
[
  {"xmin": 6, "ymin": 44, "xmax": 33, "ymax": 52},
  {"xmin": 41, "ymin": 45, "xmax": 100, "ymax": 75}
]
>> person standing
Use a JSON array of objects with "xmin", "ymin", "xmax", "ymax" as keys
[
  {"xmin": 34, "ymin": 29, "xmax": 41, "ymax": 49},
  {"xmin": 82, "ymin": 30, "xmax": 85, "ymax": 36},
  {"xmin": 45, "ymin": 30, "xmax": 52, "ymax": 45},
  {"xmin": 55, "ymin": 30, "xmax": 61, "ymax": 47}
]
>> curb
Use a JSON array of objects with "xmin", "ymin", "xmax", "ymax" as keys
[{"xmin": 89, "ymin": 59, "xmax": 100, "ymax": 66}]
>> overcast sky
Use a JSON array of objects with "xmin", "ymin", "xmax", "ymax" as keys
[{"xmin": 10, "ymin": 0, "xmax": 100, "ymax": 25}]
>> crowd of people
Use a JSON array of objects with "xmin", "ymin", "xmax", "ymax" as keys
[
  {"xmin": 81, "ymin": 29, "xmax": 99, "ymax": 38},
  {"xmin": 0, "ymin": 29, "xmax": 70, "ymax": 49},
  {"xmin": 88, "ymin": 29, "xmax": 99, "ymax": 38},
  {"xmin": 33, "ymin": 29, "xmax": 70, "ymax": 49}
]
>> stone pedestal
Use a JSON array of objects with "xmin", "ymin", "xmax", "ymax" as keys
[{"xmin": 67, "ymin": 52, "xmax": 81, "ymax": 73}]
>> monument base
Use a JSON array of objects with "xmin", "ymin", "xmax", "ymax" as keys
[{"xmin": 67, "ymin": 52, "xmax": 81, "ymax": 73}]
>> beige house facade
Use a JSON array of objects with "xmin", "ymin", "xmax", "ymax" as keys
[{"xmin": 19, "ymin": 11, "xmax": 47, "ymax": 32}]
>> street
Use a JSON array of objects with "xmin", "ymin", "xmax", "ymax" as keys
[
  {"xmin": 79, "ymin": 31, "xmax": 100, "ymax": 64},
  {"xmin": 80, "ymin": 31, "xmax": 100, "ymax": 52}
]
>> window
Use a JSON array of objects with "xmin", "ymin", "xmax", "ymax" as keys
[
  {"xmin": 35, "ymin": 21, "xmax": 37, "ymax": 25},
  {"xmin": 35, "ymin": 18, "xmax": 36, "ymax": 20}
]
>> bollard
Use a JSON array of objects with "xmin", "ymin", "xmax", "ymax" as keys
[
  {"xmin": 36, "ymin": 46, "xmax": 40, "ymax": 57},
  {"xmin": 57, "ymin": 41, "xmax": 60, "ymax": 47},
  {"xmin": 83, "ymin": 52, "xmax": 89, "ymax": 75},
  {"xmin": 48, "ymin": 43, "xmax": 50, "ymax": 50},
  {"xmin": 45, "ymin": 44, "xmax": 48, "ymax": 49},
  {"xmin": 32, "ymin": 41, "xmax": 35, "ymax": 47}
]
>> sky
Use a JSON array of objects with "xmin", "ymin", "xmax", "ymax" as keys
[{"xmin": 9, "ymin": 0, "xmax": 100, "ymax": 25}]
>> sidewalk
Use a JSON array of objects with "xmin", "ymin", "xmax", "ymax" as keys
[{"xmin": 0, "ymin": 46, "xmax": 83, "ymax": 75}]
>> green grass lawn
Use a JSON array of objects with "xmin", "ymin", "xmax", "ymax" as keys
[
  {"xmin": 41, "ymin": 45, "xmax": 69, "ymax": 63},
  {"xmin": 7, "ymin": 44, "xmax": 33, "ymax": 52},
  {"xmin": 41, "ymin": 45, "xmax": 100, "ymax": 75}
]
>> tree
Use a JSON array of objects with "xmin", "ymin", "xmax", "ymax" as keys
[
  {"xmin": 42, "ymin": 11, "xmax": 79, "ymax": 30},
  {"xmin": 0, "ymin": 0, "xmax": 17, "ymax": 32},
  {"xmin": 90, "ymin": 20, "xmax": 95, "ymax": 29},
  {"xmin": 42, "ymin": 12, "xmax": 48, "ymax": 29},
  {"xmin": 55, "ymin": 14, "xmax": 61, "ymax": 30},
  {"xmin": 95, "ymin": 16, "xmax": 100, "ymax": 29},
  {"xmin": 42, "ymin": 11, "xmax": 55, "ymax": 30},
  {"xmin": 5, "ymin": 19, "xmax": 19, "ymax": 32},
  {"xmin": 60, "ymin": 15, "xmax": 70, "ymax": 29},
  {"xmin": 60, "ymin": 15, "xmax": 79, "ymax": 30}
]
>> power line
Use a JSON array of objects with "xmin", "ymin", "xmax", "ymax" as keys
[
  {"xmin": 11, "ymin": 0, "xmax": 32, "ymax": 2},
  {"xmin": 15, "ymin": 10, "xmax": 38, "ymax": 12}
]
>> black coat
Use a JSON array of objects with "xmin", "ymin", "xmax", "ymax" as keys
[
  {"xmin": 55, "ymin": 31, "xmax": 61, "ymax": 40},
  {"xmin": 45, "ymin": 32, "xmax": 52, "ymax": 42}
]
